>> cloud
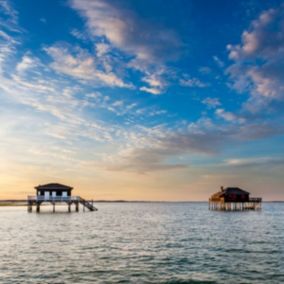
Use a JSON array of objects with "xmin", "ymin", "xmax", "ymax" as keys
[
  {"xmin": 199, "ymin": 66, "xmax": 211, "ymax": 74},
  {"xmin": 70, "ymin": 0, "xmax": 182, "ymax": 95},
  {"xmin": 213, "ymin": 55, "xmax": 225, "ymax": 68},
  {"xmin": 202, "ymin": 97, "xmax": 221, "ymax": 109},
  {"xmin": 45, "ymin": 45, "xmax": 132, "ymax": 88},
  {"xmin": 107, "ymin": 147, "xmax": 187, "ymax": 173},
  {"xmin": 16, "ymin": 55, "xmax": 38, "ymax": 73},
  {"xmin": 0, "ymin": 0, "xmax": 18, "ymax": 26},
  {"xmin": 215, "ymin": 108, "xmax": 245, "ymax": 123},
  {"xmin": 1, "ymin": 72, "xmax": 123, "ymax": 145},
  {"xmin": 70, "ymin": 28, "xmax": 88, "ymax": 41},
  {"xmin": 40, "ymin": 17, "xmax": 47, "ymax": 24},
  {"xmin": 228, "ymin": 7, "xmax": 284, "ymax": 60},
  {"xmin": 225, "ymin": 157, "xmax": 284, "ymax": 167},
  {"xmin": 0, "ymin": 43, "xmax": 14, "ymax": 73},
  {"xmin": 0, "ymin": 30, "xmax": 12, "ymax": 41},
  {"xmin": 140, "ymin": 86, "xmax": 162, "ymax": 95},
  {"xmin": 105, "ymin": 116, "xmax": 284, "ymax": 173},
  {"xmin": 0, "ymin": 2, "xmax": 20, "ymax": 73},
  {"xmin": 227, "ymin": 4, "xmax": 284, "ymax": 113},
  {"xmin": 70, "ymin": 0, "xmax": 181, "ymax": 63},
  {"xmin": 179, "ymin": 76, "xmax": 207, "ymax": 88},
  {"xmin": 85, "ymin": 91, "xmax": 167, "ymax": 118},
  {"xmin": 104, "ymin": 119, "xmax": 227, "ymax": 173},
  {"xmin": 142, "ymin": 74, "xmax": 164, "ymax": 88},
  {"xmin": 235, "ymin": 122, "xmax": 284, "ymax": 140},
  {"xmin": 1, "ymin": 0, "xmax": 283, "ymax": 187},
  {"xmin": 137, "ymin": 67, "xmax": 170, "ymax": 95}
]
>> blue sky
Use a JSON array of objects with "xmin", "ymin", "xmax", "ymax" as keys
[{"xmin": 0, "ymin": 0, "xmax": 284, "ymax": 200}]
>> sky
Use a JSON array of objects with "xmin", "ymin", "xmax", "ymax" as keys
[{"xmin": 0, "ymin": 0, "xmax": 284, "ymax": 200}]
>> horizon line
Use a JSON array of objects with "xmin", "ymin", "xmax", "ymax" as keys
[{"xmin": 0, "ymin": 199, "xmax": 283, "ymax": 203}]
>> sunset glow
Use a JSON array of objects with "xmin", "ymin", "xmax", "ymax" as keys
[{"xmin": 0, "ymin": 0, "xmax": 284, "ymax": 200}]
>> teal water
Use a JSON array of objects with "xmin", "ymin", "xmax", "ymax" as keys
[{"xmin": 0, "ymin": 202, "xmax": 283, "ymax": 283}]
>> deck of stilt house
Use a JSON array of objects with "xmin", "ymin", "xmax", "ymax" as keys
[
  {"xmin": 27, "ymin": 183, "xmax": 97, "ymax": 213},
  {"xmin": 209, "ymin": 186, "xmax": 262, "ymax": 211}
]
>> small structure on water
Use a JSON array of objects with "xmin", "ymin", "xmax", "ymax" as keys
[
  {"xmin": 27, "ymin": 183, "xmax": 97, "ymax": 213},
  {"xmin": 209, "ymin": 186, "xmax": 262, "ymax": 211}
]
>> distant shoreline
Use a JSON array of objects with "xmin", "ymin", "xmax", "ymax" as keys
[{"xmin": 0, "ymin": 199, "xmax": 284, "ymax": 206}]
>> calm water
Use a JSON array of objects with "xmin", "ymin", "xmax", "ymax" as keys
[{"xmin": 0, "ymin": 202, "xmax": 283, "ymax": 284}]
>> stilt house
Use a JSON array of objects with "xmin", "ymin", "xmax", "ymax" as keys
[
  {"xmin": 209, "ymin": 186, "xmax": 262, "ymax": 211},
  {"xmin": 27, "ymin": 183, "xmax": 97, "ymax": 213}
]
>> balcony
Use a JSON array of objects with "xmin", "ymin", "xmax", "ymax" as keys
[{"xmin": 27, "ymin": 195, "xmax": 80, "ymax": 202}]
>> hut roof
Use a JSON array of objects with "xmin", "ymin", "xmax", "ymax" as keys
[
  {"xmin": 224, "ymin": 187, "xmax": 250, "ymax": 195},
  {"xmin": 35, "ymin": 183, "xmax": 73, "ymax": 191},
  {"xmin": 210, "ymin": 187, "xmax": 250, "ymax": 200}
]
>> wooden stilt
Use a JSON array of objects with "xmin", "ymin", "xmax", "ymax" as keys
[
  {"xmin": 36, "ymin": 202, "xmax": 40, "ymax": 213},
  {"xmin": 208, "ymin": 200, "xmax": 262, "ymax": 211},
  {"xmin": 28, "ymin": 202, "xmax": 32, "ymax": 212}
]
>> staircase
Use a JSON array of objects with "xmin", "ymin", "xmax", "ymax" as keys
[{"xmin": 79, "ymin": 197, "xmax": 98, "ymax": 211}]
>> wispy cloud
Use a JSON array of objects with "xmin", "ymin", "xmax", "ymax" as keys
[
  {"xmin": 215, "ymin": 108, "xmax": 245, "ymax": 123},
  {"xmin": 0, "ymin": 1, "xmax": 20, "ymax": 73},
  {"xmin": 140, "ymin": 72, "xmax": 167, "ymax": 95},
  {"xmin": 70, "ymin": 0, "xmax": 181, "ymax": 63},
  {"xmin": 16, "ymin": 55, "xmax": 38, "ymax": 73},
  {"xmin": 179, "ymin": 75, "xmax": 207, "ymax": 88},
  {"xmin": 69, "ymin": 0, "xmax": 184, "ymax": 95},
  {"xmin": 202, "ymin": 97, "xmax": 221, "ymax": 109},
  {"xmin": 105, "ymin": 116, "xmax": 284, "ymax": 173},
  {"xmin": 0, "ymin": 0, "xmax": 18, "ymax": 27},
  {"xmin": 227, "ymin": 4, "xmax": 284, "ymax": 113},
  {"xmin": 225, "ymin": 157, "xmax": 284, "ymax": 167},
  {"xmin": 213, "ymin": 55, "xmax": 225, "ymax": 68},
  {"xmin": 139, "ymin": 86, "xmax": 161, "ymax": 95},
  {"xmin": 45, "ymin": 44, "xmax": 132, "ymax": 88}
]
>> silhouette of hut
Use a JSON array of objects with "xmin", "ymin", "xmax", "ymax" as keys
[{"xmin": 209, "ymin": 186, "xmax": 262, "ymax": 211}]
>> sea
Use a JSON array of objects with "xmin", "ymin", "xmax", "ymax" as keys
[{"xmin": 0, "ymin": 202, "xmax": 283, "ymax": 284}]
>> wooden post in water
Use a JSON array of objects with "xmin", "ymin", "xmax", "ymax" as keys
[
  {"xmin": 28, "ymin": 202, "xmax": 32, "ymax": 212},
  {"xmin": 36, "ymin": 202, "xmax": 40, "ymax": 213}
]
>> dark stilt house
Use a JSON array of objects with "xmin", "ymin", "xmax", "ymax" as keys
[
  {"xmin": 209, "ymin": 186, "xmax": 262, "ymax": 211},
  {"xmin": 27, "ymin": 183, "xmax": 97, "ymax": 213}
]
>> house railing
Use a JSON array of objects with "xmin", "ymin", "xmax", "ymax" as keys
[
  {"xmin": 209, "ymin": 197, "xmax": 262, "ymax": 203},
  {"xmin": 249, "ymin": 197, "xmax": 262, "ymax": 202},
  {"xmin": 27, "ymin": 196, "xmax": 80, "ymax": 202}
]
